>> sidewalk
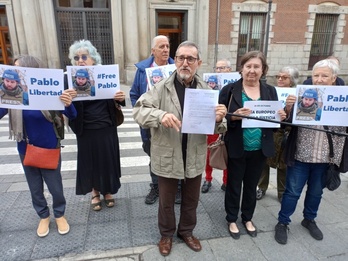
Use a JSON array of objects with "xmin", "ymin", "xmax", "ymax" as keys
[
  {"xmin": 1, "ymin": 170, "xmax": 348, "ymax": 261},
  {"xmin": 1, "ymin": 83, "xmax": 348, "ymax": 260}
]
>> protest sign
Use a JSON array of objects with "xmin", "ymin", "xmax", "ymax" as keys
[
  {"xmin": 293, "ymin": 85, "xmax": 348, "ymax": 126},
  {"xmin": 0, "ymin": 65, "xmax": 64, "ymax": 110},
  {"xmin": 145, "ymin": 64, "xmax": 176, "ymax": 90},
  {"xmin": 242, "ymin": 100, "xmax": 283, "ymax": 128},
  {"xmin": 67, "ymin": 64, "xmax": 120, "ymax": 101},
  {"xmin": 203, "ymin": 72, "xmax": 241, "ymax": 90},
  {"xmin": 275, "ymin": 87, "xmax": 296, "ymax": 108}
]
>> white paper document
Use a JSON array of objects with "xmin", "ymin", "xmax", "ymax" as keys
[
  {"xmin": 242, "ymin": 100, "xmax": 282, "ymax": 128},
  {"xmin": 181, "ymin": 88, "xmax": 218, "ymax": 134}
]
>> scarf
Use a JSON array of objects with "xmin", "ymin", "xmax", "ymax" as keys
[
  {"xmin": 73, "ymin": 80, "xmax": 91, "ymax": 91},
  {"xmin": 1, "ymin": 84, "xmax": 23, "ymax": 97},
  {"xmin": 297, "ymin": 101, "xmax": 318, "ymax": 114},
  {"xmin": 8, "ymin": 110, "xmax": 56, "ymax": 142}
]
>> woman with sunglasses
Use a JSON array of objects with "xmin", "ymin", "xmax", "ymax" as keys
[{"xmin": 67, "ymin": 39, "xmax": 126, "ymax": 211}]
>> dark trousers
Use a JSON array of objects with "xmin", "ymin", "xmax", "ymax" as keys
[
  {"xmin": 158, "ymin": 174, "xmax": 201, "ymax": 237},
  {"xmin": 225, "ymin": 150, "xmax": 266, "ymax": 223},
  {"xmin": 142, "ymin": 140, "xmax": 158, "ymax": 185},
  {"xmin": 258, "ymin": 164, "xmax": 286, "ymax": 199},
  {"xmin": 20, "ymin": 154, "xmax": 66, "ymax": 219}
]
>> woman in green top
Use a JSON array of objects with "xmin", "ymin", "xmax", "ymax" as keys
[{"xmin": 219, "ymin": 51, "xmax": 286, "ymax": 240}]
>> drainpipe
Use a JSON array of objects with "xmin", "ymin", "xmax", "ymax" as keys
[
  {"xmin": 261, "ymin": 0, "xmax": 272, "ymax": 83},
  {"xmin": 214, "ymin": 0, "xmax": 221, "ymax": 68},
  {"xmin": 264, "ymin": 0, "xmax": 272, "ymax": 60}
]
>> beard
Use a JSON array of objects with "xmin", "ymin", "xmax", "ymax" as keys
[
  {"xmin": 178, "ymin": 72, "xmax": 191, "ymax": 81},
  {"xmin": 177, "ymin": 67, "xmax": 193, "ymax": 82}
]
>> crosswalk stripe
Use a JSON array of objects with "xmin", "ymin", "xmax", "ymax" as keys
[
  {"xmin": 0, "ymin": 142, "xmax": 143, "ymax": 155},
  {"xmin": 0, "ymin": 123, "xmax": 140, "ymax": 132},
  {"xmin": 0, "ymin": 108, "xmax": 150, "ymax": 178},
  {"xmin": 0, "ymin": 131, "xmax": 142, "ymax": 142},
  {"xmin": 0, "ymin": 156, "xmax": 150, "ymax": 176}
]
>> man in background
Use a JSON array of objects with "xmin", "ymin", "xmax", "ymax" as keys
[{"xmin": 129, "ymin": 35, "xmax": 181, "ymax": 205}]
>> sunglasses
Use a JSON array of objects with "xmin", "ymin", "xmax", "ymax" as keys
[{"xmin": 73, "ymin": 54, "xmax": 88, "ymax": 61}]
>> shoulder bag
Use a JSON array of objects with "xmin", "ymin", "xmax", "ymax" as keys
[
  {"xmin": 207, "ymin": 91, "xmax": 233, "ymax": 170},
  {"xmin": 324, "ymin": 126, "xmax": 341, "ymax": 191},
  {"xmin": 23, "ymin": 116, "xmax": 61, "ymax": 170},
  {"xmin": 114, "ymin": 101, "xmax": 124, "ymax": 126}
]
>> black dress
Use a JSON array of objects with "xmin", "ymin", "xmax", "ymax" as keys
[{"xmin": 70, "ymin": 99, "xmax": 124, "ymax": 195}]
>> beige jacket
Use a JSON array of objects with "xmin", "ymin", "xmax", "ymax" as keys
[{"xmin": 132, "ymin": 72, "xmax": 226, "ymax": 179}]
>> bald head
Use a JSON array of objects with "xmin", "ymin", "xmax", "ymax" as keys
[{"xmin": 151, "ymin": 35, "xmax": 170, "ymax": 66}]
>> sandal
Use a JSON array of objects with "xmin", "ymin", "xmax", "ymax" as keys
[
  {"xmin": 104, "ymin": 198, "xmax": 115, "ymax": 208},
  {"xmin": 104, "ymin": 194, "xmax": 115, "ymax": 208},
  {"xmin": 91, "ymin": 194, "xmax": 102, "ymax": 211}
]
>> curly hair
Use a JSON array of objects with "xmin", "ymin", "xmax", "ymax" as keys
[{"xmin": 68, "ymin": 39, "xmax": 102, "ymax": 65}]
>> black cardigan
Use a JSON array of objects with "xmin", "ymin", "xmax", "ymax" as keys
[
  {"xmin": 64, "ymin": 74, "xmax": 126, "ymax": 136},
  {"xmin": 219, "ymin": 78, "xmax": 279, "ymax": 159},
  {"xmin": 69, "ymin": 99, "xmax": 125, "ymax": 137}
]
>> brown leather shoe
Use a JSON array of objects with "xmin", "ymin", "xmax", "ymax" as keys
[
  {"xmin": 158, "ymin": 237, "xmax": 172, "ymax": 256},
  {"xmin": 177, "ymin": 233, "xmax": 202, "ymax": 252}
]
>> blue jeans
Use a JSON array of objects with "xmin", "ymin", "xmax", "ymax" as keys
[
  {"xmin": 20, "ymin": 154, "xmax": 66, "ymax": 219},
  {"xmin": 278, "ymin": 160, "xmax": 327, "ymax": 224}
]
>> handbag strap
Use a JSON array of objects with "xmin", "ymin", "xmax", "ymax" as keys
[
  {"xmin": 324, "ymin": 126, "xmax": 334, "ymax": 160},
  {"xmin": 23, "ymin": 117, "xmax": 61, "ymax": 149},
  {"xmin": 220, "ymin": 92, "xmax": 233, "ymax": 140}
]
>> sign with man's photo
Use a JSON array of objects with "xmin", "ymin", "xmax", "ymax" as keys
[
  {"xmin": 0, "ymin": 65, "xmax": 65, "ymax": 110},
  {"xmin": 293, "ymin": 85, "xmax": 348, "ymax": 126},
  {"xmin": 67, "ymin": 64, "xmax": 120, "ymax": 101}
]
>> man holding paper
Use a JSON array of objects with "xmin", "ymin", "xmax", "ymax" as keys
[{"xmin": 133, "ymin": 41, "xmax": 227, "ymax": 256}]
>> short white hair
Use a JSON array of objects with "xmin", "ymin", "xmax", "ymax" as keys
[
  {"xmin": 312, "ymin": 59, "xmax": 339, "ymax": 76},
  {"xmin": 151, "ymin": 35, "xmax": 169, "ymax": 49}
]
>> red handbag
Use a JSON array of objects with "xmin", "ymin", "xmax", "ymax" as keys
[{"xmin": 23, "ymin": 144, "xmax": 60, "ymax": 170}]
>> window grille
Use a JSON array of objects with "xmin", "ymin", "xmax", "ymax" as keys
[
  {"xmin": 236, "ymin": 13, "xmax": 266, "ymax": 70},
  {"xmin": 308, "ymin": 14, "xmax": 338, "ymax": 70},
  {"xmin": 55, "ymin": 2, "xmax": 113, "ymax": 68}
]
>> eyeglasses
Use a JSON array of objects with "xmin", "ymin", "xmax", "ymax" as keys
[
  {"xmin": 73, "ymin": 55, "xmax": 88, "ymax": 61},
  {"xmin": 175, "ymin": 56, "xmax": 198, "ymax": 65},
  {"xmin": 214, "ymin": 66, "xmax": 230, "ymax": 71},
  {"xmin": 276, "ymin": 75, "xmax": 290, "ymax": 80}
]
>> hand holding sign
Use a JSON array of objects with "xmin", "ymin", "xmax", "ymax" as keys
[{"xmin": 60, "ymin": 90, "xmax": 73, "ymax": 107}]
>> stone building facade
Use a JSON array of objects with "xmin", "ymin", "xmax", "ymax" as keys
[{"xmin": 1, "ymin": 0, "xmax": 348, "ymax": 85}]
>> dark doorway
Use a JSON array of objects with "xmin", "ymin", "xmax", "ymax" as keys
[{"xmin": 157, "ymin": 11, "xmax": 187, "ymax": 59}]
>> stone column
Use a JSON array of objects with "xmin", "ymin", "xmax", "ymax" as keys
[
  {"xmin": 196, "ymin": 0, "xmax": 209, "ymax": 66},
  {"xmin": 38, "ymin": 0, "xmax": 60, "ymax": 68},
  {"xmin": 19, "ymin": 0, "xmax": 47, "ymax": 65},
  {"xmin": 122, "ymin": 0, "xmax": 139, "ymax": 83},
  {"xmin": 137, "ymin": 0, "xmax": 150, "ymax": 59},
  {"xmin": 122, "ymin": 0, "xmax": 139, "ymax": 67},
  {"xmin": 110, "ymin": 0, "xmax": 125, "ymax": 82}
]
